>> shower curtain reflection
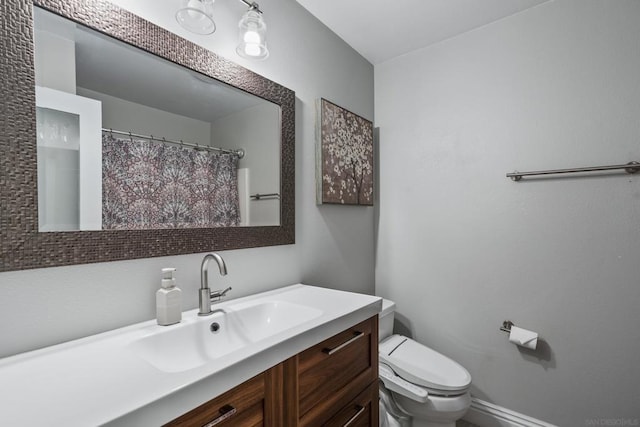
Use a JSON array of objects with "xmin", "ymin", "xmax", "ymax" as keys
[{"xmin": 102, "ymin": 134, "xmax": 240, "ymax": 229}]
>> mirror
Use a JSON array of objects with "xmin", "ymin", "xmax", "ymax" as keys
[
  {"xmin": 34, "ymin": 7, "xmax": 280, "ymax": 231},
  {"xmin": 0, "ymin": 0, "xmax": 295, "ymax": 271}
]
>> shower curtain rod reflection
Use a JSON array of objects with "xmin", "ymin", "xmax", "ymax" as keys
[{"xmin": 102, "ymin": 128, "xmax": 245, "ymax": 158}]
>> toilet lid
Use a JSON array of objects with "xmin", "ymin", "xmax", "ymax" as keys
[{"xmin": 379, "ymin": 335, "xmax": 471, "ymax": 394}]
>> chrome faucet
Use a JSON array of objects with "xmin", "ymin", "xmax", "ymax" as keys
[{"xmin": 199, "ymin": 253, "xmax": 232, "ymax": 316}]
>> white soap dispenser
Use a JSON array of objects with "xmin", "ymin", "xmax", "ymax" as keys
[{"xmin": 156, "ymin": 267, "xmax": 182, "ymax": 326}]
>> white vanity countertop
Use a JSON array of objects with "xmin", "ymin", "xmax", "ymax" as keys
[{"xmin": 0, "ymin": 284, "xmax": 381, "ymax": 426}]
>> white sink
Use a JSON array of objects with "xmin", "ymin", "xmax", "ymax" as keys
[
  {"xmin": 127, "ymin": 300, "xmax": 323, "ymax": 373},
  {"xmin": 226, "ymin": 300, "xmax": 323, "ymax": 342}
]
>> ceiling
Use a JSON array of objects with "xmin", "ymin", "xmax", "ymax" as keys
[{"xmin": 296, "ymin": 0, "xmax": 549, "ymax": 64}]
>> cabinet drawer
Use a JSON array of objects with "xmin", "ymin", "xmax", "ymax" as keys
[
  {"xmin": 297, "ymin": 316, "xmax": 378, "ymax": 424},
  {"xmin": 164, "ymin": 363, "xmax": 283, "ymax": 427},
  {"xmin": 323, "ymin": 381, "xmax": 379, "ymax": 427}
]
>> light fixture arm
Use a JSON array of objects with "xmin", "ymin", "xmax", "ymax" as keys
[{"xmin": 238, "ymin": 0, "xmax": 262, "ymax": 14}]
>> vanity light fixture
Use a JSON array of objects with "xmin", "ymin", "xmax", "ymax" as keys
[
  {"xmin": 236, "ymin": 2, "xmax": 269, "ymax": 60},
  {"xmin": 176, "ymin": 0, "xmax": 269, "ymax": 60},
  {"xmin": 175, "ymin": 0, "xmax": 217, "ymax": 35}
]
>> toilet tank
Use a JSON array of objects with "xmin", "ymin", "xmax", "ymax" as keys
[{"xmin": 378, "ymin": 299, "xmax": 396, "ymax": 341}]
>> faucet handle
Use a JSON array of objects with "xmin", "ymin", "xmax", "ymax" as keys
[{"xmin": 210, "ymin": 286, "xmax": 232, "ymax": 302}]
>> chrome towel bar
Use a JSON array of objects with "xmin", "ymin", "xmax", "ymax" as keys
[
  {"xmin": 507, "ymin": 161, "xmax": 640, "ymax": 181},
  {"xmin": 250, "ymin": 192, "xmax": 280, "ymax": 200}
]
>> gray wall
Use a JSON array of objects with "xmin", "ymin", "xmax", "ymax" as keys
[
  {"xmin": 375, "ymin": 1, "xmax": 640, "ymax": 425},
  {"xmin": 34, "ymin": 27, "xmax": 76, "ymax": 93},
  {"xmin": 0, "ymin": 0, "xmax": 374, "ymax": 358}
]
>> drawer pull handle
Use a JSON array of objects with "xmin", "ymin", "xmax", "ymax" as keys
[
  {"xmin": 343, "ymin": 405, "xmax": 366, "ymax": 427},
  {"xmin": 323, "ymin": 331, "xmax": 364, "ymax": 355},
  {"xmin": 202, "ymin": 404, "xmax": 236, "ymax": 427}
]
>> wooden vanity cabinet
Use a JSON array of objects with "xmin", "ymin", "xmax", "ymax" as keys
[{"xmin": 164, "ymin": 315, "xmax": 378, "ymax": 427}]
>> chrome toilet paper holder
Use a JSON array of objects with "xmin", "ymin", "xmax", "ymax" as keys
[{"xmin": 500, "ymin": 320, "xmax": 514, "ymax": 333}]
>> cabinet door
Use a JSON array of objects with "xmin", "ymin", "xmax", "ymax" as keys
[
  {"xmin": 164, "ymin": 363, "xmax": 283, "ymax": 427},
  {"xmin": 35, "ymin": 86, "xmax": 103, "ymax": 231}
]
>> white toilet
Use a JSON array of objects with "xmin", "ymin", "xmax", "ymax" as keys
[{"xmin": 378, "ymin": 299, "xmax": 472, "ymax": 427}]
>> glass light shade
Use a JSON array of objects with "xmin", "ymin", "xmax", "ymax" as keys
[
  {"xmin": 176, "ymin": 0, "xmax": 216, "ymax": 35},
  {"xmin": 236, "ymin": 9, "xmax": 269, "ymax": 60}
]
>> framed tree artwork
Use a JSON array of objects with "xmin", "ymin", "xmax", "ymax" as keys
[{"xmin": 316, "ymin": 98, "xmax": 374, "ymax": 206}]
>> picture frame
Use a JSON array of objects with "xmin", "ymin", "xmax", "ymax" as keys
[{"xmin": 316, "ymin": 98, "xmax": 374, "ymax": 206}]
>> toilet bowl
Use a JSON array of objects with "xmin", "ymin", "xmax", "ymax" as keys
[{"xmin": 378, "ymin": 299, "xmax": 471, "ymax": 427}]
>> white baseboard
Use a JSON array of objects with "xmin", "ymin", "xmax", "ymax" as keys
[{"xmin": 463, "ymin": 398, "xmax": 557, "ymax": 427}]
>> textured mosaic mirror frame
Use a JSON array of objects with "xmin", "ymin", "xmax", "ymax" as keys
[{"xmin": 0, "ymin": 0, "xmax": 295, "ymax": 271}]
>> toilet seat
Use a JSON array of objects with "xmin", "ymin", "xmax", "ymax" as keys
[
  {"xmin": 379, "ymin": 335, "xmax": 471, "ymax": 397},
  {"xmin": 380, "ymin": 362, "xmax": 429, "ymax": 402}
]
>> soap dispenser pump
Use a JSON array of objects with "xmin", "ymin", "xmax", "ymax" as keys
[{"xmin": 156, "ymin": 267, "xmax": 182, "ymax": 326}]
